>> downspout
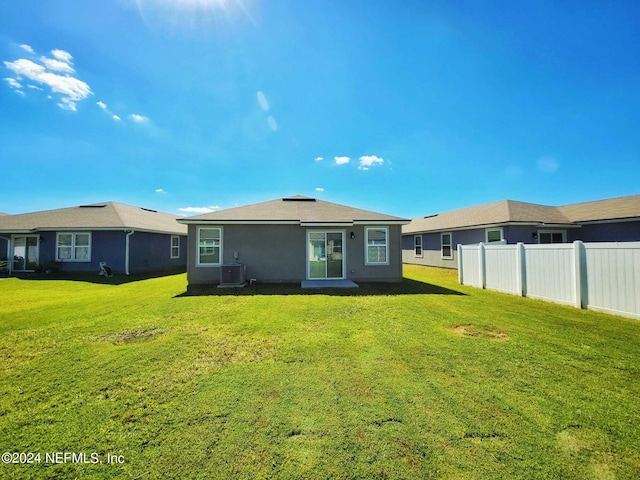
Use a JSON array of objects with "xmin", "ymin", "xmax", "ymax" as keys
[
  {"xmin": 0, "ymin": 235, "xmax": 10, "ymax": 276},
  {"xmin": 125, "ymin": 230, "xmax": 135, "ymax": 275}
]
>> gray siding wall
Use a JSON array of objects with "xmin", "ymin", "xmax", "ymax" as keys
[
  {"xmin": 187, "ymin": 224, "xmax": 403, "ymax": 286},
  {"xmin": 403, "ymin": 229, "xmax": 483, "ymax": 269},
  {"xmin": 8, "ymin": 230, "xmax": 186, "ymax": 274},
  {"xmin": 40, "ymin": 231, "xmax": 126, "ymax": 273},
  {"xmin": 129, "ymin": 232, "xmax": 187, "ymax": 274},
  {"xmin": 570, "ymin": 221, "xmax": 640, "ymax": 242}
]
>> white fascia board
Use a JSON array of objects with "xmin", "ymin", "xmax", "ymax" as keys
[
  {"xmin": 300, "ymin": 222, "xmax": 354, "ymax": 227},
  {"xmin": 353, "ymin": 220, "xmax": 409, "ymax": 226},
  {"xmin": 32, "ymin": 227, "xmax": 187, "ymax": 235},
  {"xmin": 177, "ymin": 219, "xmax": 300, "ymax": 225},
  {"xmin": 403, "ymin": 221, "xmax": 579, "ymax": 235},
  {"xmin": 574, "ymin": 217, "xmax": 640, "ymax": 225}
]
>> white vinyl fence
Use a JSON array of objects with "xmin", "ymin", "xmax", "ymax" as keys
[{"xmin": 458, "ymin": 241, "xmax": 640, "ymax": 320}]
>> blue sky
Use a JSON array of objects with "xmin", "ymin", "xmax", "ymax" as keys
[{"xmin": 1, "ymin": 0, "xmax": 639, "ymax": 218}]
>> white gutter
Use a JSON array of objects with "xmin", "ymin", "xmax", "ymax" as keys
[
  {"xmin": 403, "ymin": 221, "xmax": 580, "ymax": 235},
  {"xmin": 574, "ymin": 217, "xmax": 640, "ymax": 225},
  {"xmin": 176, "ymin": 219, "xmax": 409, "ymax": 226},
  {"xmin": 125, "ymin": 230, "xmax": 135, "ymax": 275}
]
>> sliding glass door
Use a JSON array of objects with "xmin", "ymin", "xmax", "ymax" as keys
[
  {"xmin": 307, "ymin": 231, "xmax": 345, "ymax": 279},
  {"xmin": 12, "ymin": 235, "xmax": 39, "ymax": 271}
]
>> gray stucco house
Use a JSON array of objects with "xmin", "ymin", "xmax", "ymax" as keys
[
  {"xmin": 177, "ymin": 195, "xmax": 409, "ymax": 287},
  {"xmin": 403, "ymin": 194, "xmax": 640, "ymax": 269},
  {"xmin": 0, "ymin": 201, "xmax": 187, "ymax": 275}
]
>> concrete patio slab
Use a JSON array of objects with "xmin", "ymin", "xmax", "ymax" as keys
[{"xmin": 301, "ymin": 280, "xmax": 359, "ymax": 289}]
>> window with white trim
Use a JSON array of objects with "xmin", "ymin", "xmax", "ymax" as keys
[
  {"xmin": 365, "ymin": 227, "xmax": 388, "ymax": 265},
  {"xmin": 197, "ymin": 228, "xmax": 222, "ymax": 266},
  {"xmin": 56, "ymin": 232, "xmax": 91, "ymax": 262},
  {"xmin": 171, "ymin": 236, "xmax": 180, "ymax": 258},
  {"xmin": 485, "ymin": 228, "xmax": 504, "ymax": 243},
  {"xmin": 538, "ymin": 230, "xmax": 566, "ymax": 244},
  {"xmin": 441, "ymin": 233, "xmax": 453, "ymax": 259},
  {"xmin": 414, "ymin": 235, "xmax": 423, "ymax": 257}
]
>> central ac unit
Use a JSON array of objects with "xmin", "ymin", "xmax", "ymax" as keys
[{"xmin": 220, "ymin": 262, "xmax": 246, "ymax": 286}]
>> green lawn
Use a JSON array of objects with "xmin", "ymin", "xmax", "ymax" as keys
[{"xmin": 1, "ymin": 265, "xmax": 639, "ymax": 479}]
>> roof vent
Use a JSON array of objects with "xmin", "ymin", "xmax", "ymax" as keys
[
  {"xmin": 140, "ymin": 207, "xmax": 157, "ymax": 213},
  {"xmin": 283, "ymin": 195, "xmax": 316, "ymax": 202},
  {"xmin": 79, "ymin": 204, "xmax": 107, "ymax": 208},
  {"xmin": 423, "ymin": 214, "xmax": 438, "ymax": 219}
]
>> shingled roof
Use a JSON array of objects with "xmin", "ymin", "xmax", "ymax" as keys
[
  {"xmin": 178, "ymin": 195, "xmax": 409, "ymax": 226},
  {"xmin": 0, "ymin": 201, "xmax": 187, "ymax": 235},
  {"xmin": 559, "ymin": 194, "xmax": 640, "ymax": 222},
  {"xmin": 403, "ymin": 194, "xmax": 640, "ymax": 234}
]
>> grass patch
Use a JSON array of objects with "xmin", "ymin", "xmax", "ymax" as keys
[{"xmin": 1, "ymin": 265, "xmax": 639, "ymax": 479}]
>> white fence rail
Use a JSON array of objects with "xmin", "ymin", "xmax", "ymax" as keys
[{"xmin": 458, "ymin": 241, "xmax": 640, "ymax": 320}]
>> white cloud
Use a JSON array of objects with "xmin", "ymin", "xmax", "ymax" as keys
[
  {"xmin": 178, "ymin": 206, "xmax": 220, "ymax": 214},
  {"xmin": 358, "ymin": 155, "xmax": 384, "ymax": 170},
  {"xmin": 57, "ymin": 97, "xmax": 78, "ymax": 111},
  {"xmin": 315, "ymin": 156, "xmax": 323, "ymax": 162},
  {"xmin": 4, "ymin": 78, "xmax": 22, "ymax": 89},
  {"xmin": 40, "ymin": 56, "xmax": 75, "ymax": 73},
  {"xmin": 20, "ymin": 44, "xmax": 34, "ymax": 54},
  {"xmin": 4, "ymin": 57, "xmax": 92, "ymax": 110},
  {"xmin": 27, "ymin": 84, "xmax": 42, "ymax": 90},
  {"xmin": 315, "ymin": 187, "xmax": 324, "ymax": 192},
  {"xmin": 129, "ymin": 113, "xmax": 149, "ymax": 123},
  {"xmin": 51, "ymin": 49, "xmax": 73, "ymax": 64},
  {"xmin": 155, "ymin": 188, "xmax": 166, "ymax": 194},
  {"xmin": 334, "ymin": 156, "xmax": 350, "ymax": 165},
  {"xmin": 537, "ymin": 156, "xmax": 559, "ymax": 174},
  {"xmin": 96, "ymin": 101, "xmax": 123, "ymax": 121},
  {"xmin": 267, "ymin": 115, "xmax": 278, "ymax": 131},
  {"xmin": 256, "ymin": 91, "xmax": 269, "ymax": 111}
]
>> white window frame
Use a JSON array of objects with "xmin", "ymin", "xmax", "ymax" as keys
[
  {"xmin": 365, "ymin": 227, "xmax": 389, "ymax": 265},
  {"xmin": 537, "ymin": 230, "xmax": 566, "ymax": 244},
  {"xmin": 197, "ymin": 227, "xmax": 222, "ymax": 266},
  {"xmin": 170, "ymin": 235, "xmax": 180, "ymax": 259},
  {"xmin": 414, "ymin": 235, "xmax": 423, "ymax": 257},
  {"xmin": 441, "ymin": 232, "xmax": 453, "ymax": 259},
  {"xmin": 485, "ymin": 227, "xmax": 504, "ymax": 243},
  {"xmin": 56, "ymin": 232, "xmax": 92, "ymax": 262},
  {"xmin": 306, "ymin": 230, "xmax": 347, "ymax": 280}
]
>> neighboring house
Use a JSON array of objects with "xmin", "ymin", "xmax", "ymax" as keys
[
  {"xmin": 177, "ymin": 195, "xmax": 409, "ymax": 287},
  {"xmin": 403, "ymin": 194, "xmax": 640, "ymax": 269},
  {"xmin": 0, "ymin": 213, "xmax": 7, "ymax": 273},
  {"xmin": 0, "ymin": 202, "xmax": 187, "ymax": 275}
]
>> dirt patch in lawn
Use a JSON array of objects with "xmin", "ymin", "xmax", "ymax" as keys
[
  {"xmin": 449, "ymin": 324, "xmax": 510, "ymax": 341},
  {"xmin": 96, "ymin": 328, "xmax": 164, "ymax": 344}
]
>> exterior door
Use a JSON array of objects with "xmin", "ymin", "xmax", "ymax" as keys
[
  {"xmin": 307, "ymin": 231, "xmax": 345, "ymax": 279},
  {"xmin": 12, "ymin": 235, "xmax": 39, "ymax": 271}
]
